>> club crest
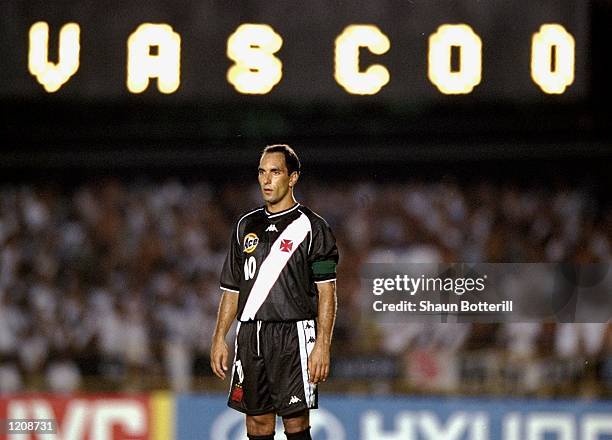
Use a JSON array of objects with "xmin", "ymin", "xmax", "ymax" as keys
[{"xmin": 280, "ymin": 239, "xmax": 293, "ymax": 252}]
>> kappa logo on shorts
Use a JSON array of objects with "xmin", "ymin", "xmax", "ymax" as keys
[
  {"xmin": 280, "ymin": 239, "xmax": 293, "ymax": 252},
  {"xmin": 289, "ymin": 395, "xmax": 301, "ymax": 405},
  {"xmin": 243, "ymin": 233, "xmax": 259, "ymax": 253}
]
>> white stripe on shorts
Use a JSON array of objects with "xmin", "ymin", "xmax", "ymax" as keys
[
  {"xmin": 256, "ymin": 321, "xmax": 262, "ymax": 356},
  {"xmin": 228, "ymin": 321, "xmax": 241, "ymax": 399},
  {"xmin": 297, "ymin": 319, "xmax": 317, "ymax": 407}
]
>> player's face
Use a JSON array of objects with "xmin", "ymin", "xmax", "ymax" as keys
[{"xmin": 258, "ymin": 152, "xmax": 297, "ymax": 207}]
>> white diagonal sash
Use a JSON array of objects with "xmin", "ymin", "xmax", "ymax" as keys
[{"xmin": 240, "ymin": 213, "xmax": 311, "ymax": 321}]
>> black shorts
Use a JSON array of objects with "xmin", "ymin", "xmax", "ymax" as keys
[{"xmin": 227, "ymin": 319, "xmax": 318, "ymax": 416}]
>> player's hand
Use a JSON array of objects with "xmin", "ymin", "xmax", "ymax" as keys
[
  {"xmin": 210, "ymin": 338, "xmax": 229, "ymax": 380},
  {"xmin": 308, "ymin": 342, "xmax": 330, "ymax": 385}
]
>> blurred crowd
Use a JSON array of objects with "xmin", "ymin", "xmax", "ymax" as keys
[{"xmin": 0, "ymin": 177, "xmax": 610, "ymax": 395}]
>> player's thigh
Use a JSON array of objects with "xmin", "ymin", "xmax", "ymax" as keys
[
  {"xmin": 246, "ymin": 412, "xmax": 276, "ymax": 435},
  {"xmin": 282, "ymin": 409, "xmax": 310, "ymax": 433}
]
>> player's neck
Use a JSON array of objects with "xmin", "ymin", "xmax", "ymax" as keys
[{"xmin": 266, "ymin": 194, "xmax": 297, "ymax": 213}]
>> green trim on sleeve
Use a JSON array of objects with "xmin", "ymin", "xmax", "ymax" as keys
[{"xmin": 312, "ymin": 260, "xmax": 337, "ymax": 276}]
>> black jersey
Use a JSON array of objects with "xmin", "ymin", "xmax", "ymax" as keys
[{"xmin": 220, "ymin": 203, "xmax": 338, "ymax": 322}]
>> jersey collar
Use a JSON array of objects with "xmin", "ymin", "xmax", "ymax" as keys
[{"xmin": 265, "ymin": 203, "xmax": 300, "ymax": 219}]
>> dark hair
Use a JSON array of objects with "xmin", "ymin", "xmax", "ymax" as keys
[{"xmin": 262, "ymin": 144, "xmax": 301, "ymax": 175}]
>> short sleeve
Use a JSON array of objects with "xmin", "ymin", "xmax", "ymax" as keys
[
  {"xmin": 309, "ymin": 218, "xmax": 339, "ymax": 283},
  {"xmin": 220, "ymin": 222, "xmax": 242, "ymax": 293}
]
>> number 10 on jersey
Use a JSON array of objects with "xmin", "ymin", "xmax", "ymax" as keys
[{"xmin": 244, "ymin": 256, "xmax": 257, "ymax": 281}]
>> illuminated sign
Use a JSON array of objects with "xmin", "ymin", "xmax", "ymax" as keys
[
  {"xmin": 531, "ymin": 24, "xmax": 575, "ymax": 94},
  {"xmin": 227, "ymin": 24, "xmax": 283, "ymax": 94},
  {"xmin": 334, "ymin": 25, "xmax": 391, "ymax": 95},
  {"xmin": 4, "ymin": 2, "xmax": 586, "ymax": 103},
  {"xmin": 126, "ymin": 24, "xmax": 181, "ymax": 94},
  {"xmin": 25, "ymin": 21, "xmax": 578, "ymax": 96},
  {"xmin": 428, "ymin": 24, "xmax": 482, "ymax": 95},
  {"xmin": 28, "ymin": 22, "xmax": 80, "ymax": 92}
]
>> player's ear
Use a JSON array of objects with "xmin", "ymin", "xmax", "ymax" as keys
[{"xmin": 289, "ymin": 171, "xmax": 299, "ymax": 187}]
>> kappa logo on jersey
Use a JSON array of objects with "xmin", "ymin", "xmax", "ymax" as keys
[
  {"xmin": 243, "ymin": 233, "xmax": 259, "ymax": 253},
  {"xmin": 265, "ymin": 224, "xmax": 278, "ymax": 232},
  {"xmin": 280, "ymin": 239, "xmax": 293, "ymax": 252}
]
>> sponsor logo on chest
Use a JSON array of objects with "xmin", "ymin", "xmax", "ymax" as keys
[{"xmin": 243, "ymin": 233, "xmax": 259, "ymax": 253}]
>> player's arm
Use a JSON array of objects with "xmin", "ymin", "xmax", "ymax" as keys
[
  {"xmin": 308, "ymin": 280, "xmax": 337, "ymax": 384},
  {"xmin": 210, "ymin": 290, "xmax": 239, "ymax": 380}
]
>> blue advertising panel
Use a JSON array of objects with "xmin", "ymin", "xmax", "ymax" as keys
[{"xmin": 177, "ymin": 394, "xmax": 612, "ymax": 440}]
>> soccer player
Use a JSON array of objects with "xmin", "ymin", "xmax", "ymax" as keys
[{"xmin": 211, "ymin": 144, "xmax": 339, "ymax": 440}]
